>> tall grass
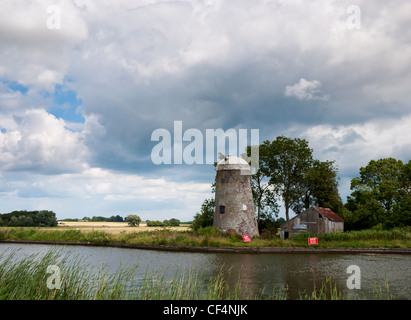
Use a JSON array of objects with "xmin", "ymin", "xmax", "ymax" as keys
[
  {"xmin": 298, "ymin": 277, "xmax": 344, "ymax": 300},
  {"xmin": 0, "ymin": 248, "xmax": 393, "ymax": 300},
  {"xmin": 319, "ymin": 228, "xmax": 410, "ymax": 241},
  {"xmin": 0, "ymin": 248, "xmax": 138, "ymax": 300},
  {"xmin": 1, "ymin": 226, "xmax": 410, "ymax": 248},
  {"xmin": 0, "ymin": 227, "xmax": 113, "ymax": 243}
]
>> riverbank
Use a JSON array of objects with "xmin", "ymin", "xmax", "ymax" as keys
[
  {"xmin": 1, "ymin": 238, "xmax": 410, "ymax": 254},
  {"xmin": 0, "ymin": 226, "xmax": 410, "ymax": 254}
]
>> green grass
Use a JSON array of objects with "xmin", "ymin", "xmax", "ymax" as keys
[
  {"xmin": 0, "ymin": 226, "xmax": 410, "ymax": 249},
  {"xmin": 0, "ymin": 228, "xmax": 113, "ymax": 243},
  {"xmin": 0, "ymin": 248, "xmax": 393, "ymax": 300}
]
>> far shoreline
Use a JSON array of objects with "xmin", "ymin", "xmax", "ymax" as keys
[{"xmin": 1, "ymin": 239, "xmax": 410, "ymax": 255}]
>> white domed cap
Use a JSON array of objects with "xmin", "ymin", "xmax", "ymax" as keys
[{"xmin": 216, "ymin": 155, "xmax": 250, "ymax": 172}]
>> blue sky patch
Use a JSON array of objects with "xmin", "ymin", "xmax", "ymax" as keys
[
  {"xmin": 2, "ymin": 80, "xmax": 29, "ymax": 95},
  {"xmin": 48, "ymin": 84, "xmax": 85, "ymax": 123}
]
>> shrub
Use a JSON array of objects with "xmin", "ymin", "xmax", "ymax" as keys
[
  {"xmin": 169, "ymin": 218, "xmax": 180, "ymax": 226},
  {"xmin": 229, "ymin": 233, "xmax": 242, "ymax": 242},
  {"xmin": 147, "ymin": 220, "xmax": 165, "ymax": 227},
  {"xmin": 196, "ymin": 226, "xmax": 220, "ymax": 236},
  {"xmin": 126, "ymin": 215, "xmax": 141, "ymax": 227},
  {"xmin": 191, "ymin": 199, "xmax": 214, "ymax": 232}
]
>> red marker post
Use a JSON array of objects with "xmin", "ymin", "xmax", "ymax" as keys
[
  {"xmin": 308, "ymin": 237, "xmax": 318, "ymax": 245},
  {"xmin": 242, "ymin": 235, "xmax": 251, "ymax": 242}
]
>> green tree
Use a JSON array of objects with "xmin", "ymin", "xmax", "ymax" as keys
[
  {"xmin": 91, "ymin": 216, "xmax": 106, "ymax": 222},
  {"xmin": 260, "ymin": 136, "xmax": 314, "ymax": 221},
  {"xmin": 346, "ymin": 158, "xmax": 411, "ymax": 229},
  {"xmin": 392, "ymin": 196, "xmax": 411, "ymax": 228},
  {"xmin": 191, "ymin": 198, "xmax": 215, "ymax": 231},
  {"xmin": 399, "ymin": 160, "xmax": 411, "ymax": 197},
  {"xmin": 293, "ymin": 160, "xmax": 343, "ymax": 214},
  {"xmin": 353, "ymin": 158, "xmax": 404, "ymax": 212},
  {"xmin": 108, "ymin": 215, "xmax": 124, "ymax": 222},
  {"xmin": 126, "ymin": 214, "xmax": 141, "ymax": 227},
  {"xmin": 345, "ymin": 188, "xmax": 386, "ymax": 230},
  {"xmin": 10, "ymin": 216, "xmax": 18, "ymax": 227},
  {"xmin": 244, "ymin": 145, "xmax": 279, "ymax": 228},
  {"xmin": 169, "ymin": 218, "xmax": 180, "ymax": 226}
]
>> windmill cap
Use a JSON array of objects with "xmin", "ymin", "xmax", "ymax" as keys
[{"xmin": 216, "ymin": 156, "xmax": 250, "ymax": 171}]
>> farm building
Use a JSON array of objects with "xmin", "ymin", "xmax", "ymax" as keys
[{"xmin": 280, "ymin": 206, "xmax": 344, "ymax": 239}]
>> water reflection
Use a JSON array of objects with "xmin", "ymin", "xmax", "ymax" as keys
[{"xmin": 0, "ymin": 243, "xmax": 409, "ymax": 299}]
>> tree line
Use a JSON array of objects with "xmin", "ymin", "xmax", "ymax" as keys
[
  {"xmin": 64, "ymin": 215, "xmax": 125, "ymax": 222},
  {"xmin": 0, "ymin": 210, "xmax": 58, "ymax": 227},
  {"xmin": 193, "ymin": 135, "xmax": 411, "ymax": 232},
  {"xmin": 61, "ymin": 215, "xmax": 182, "ymax": 228}
]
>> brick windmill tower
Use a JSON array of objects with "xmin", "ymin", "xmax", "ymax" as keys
[{"xmin": 213, "ymin": 154, "xmax": 259, "ymax": 238}]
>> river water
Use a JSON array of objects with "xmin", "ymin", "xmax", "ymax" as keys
[{"xmin": 0, "ymin": 243, "xmax": 410, "ymax": 300}]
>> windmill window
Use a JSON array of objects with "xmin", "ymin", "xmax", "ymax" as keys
[{"xmin": 219, "ymin": 206, "xmax": 225, "ymax": 214}]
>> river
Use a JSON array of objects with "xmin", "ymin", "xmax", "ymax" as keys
[{"xmin": 0, "ymin": 243, "xmax": 410, "ymax": 300}]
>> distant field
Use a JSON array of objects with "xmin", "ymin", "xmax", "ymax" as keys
[{"xmin": 57, "ymin": 221, "xmax": 190, "ymax": 234}]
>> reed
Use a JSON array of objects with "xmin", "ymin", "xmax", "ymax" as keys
[{"xmin": 0, "ymin": 248, "xmax": 393, "ymax": 300}]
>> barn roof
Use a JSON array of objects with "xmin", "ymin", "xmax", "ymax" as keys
[{"xmin": 313, "ymin": 206, "xmax": 344, "ymax": 222}]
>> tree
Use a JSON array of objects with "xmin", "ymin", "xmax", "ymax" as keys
[
  {"xmin": 346, "ymin": 158, "xmax": 411, "ymax": 229},
  {"xmin": 260, "ymin": 136, "xmax": 314, "ymax": 221},
  {"xmin": 10, "ymin": 216, "xmax": 18, "ymax": 227},
  {"xmin": 0, "ymin": 210, "xmax": 57, "ymax": 227},
  {"xmin": 244, "ymin": 145, "xmax": 279, "ymax": 228},
  {"xmin": 293, "ymin": 160, "xmax": 343, "ymax": 214},
  {"xmin": 399, "ymin": 160, "xmax": 411, "ymax": 197},
  {"xmin": 126, "ymin": 214, "xmax": 141, "ymax": 227},
  {"xmin": 353, "ymin": 158, "xmax": 404, "ymax": 212},
  {"xmin": 91, "ymin": 216, "xmax": 106, "ymax": 222},
  {"xmin": 169, "ymin": 218, "xmax": 180, "ymax": 226},
  {"xmin": 392, "ymin": 196, "xmax": 411, "ymax": 228},
  {"xmin": 345, "ymin": 188, "xmax": 386, "ymax": 230},
  {"xmin": 108, "ymin": 215, "xmax": 124, "ymax": 222},
  {"xmin": 191, "ymin": 198, "xmax": 214, "ymax": 231}
]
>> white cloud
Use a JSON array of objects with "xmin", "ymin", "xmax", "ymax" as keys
[
  {"xmin": 284, "ymin": 78, "xmax": 329, "ymax": 101},
  {"xmin": 1, "ymin": 0, "xmax": 411, "ymax": 220},
  {"xmin": 0, "ymin": 165, "xmax": 212, "ymax": 220},
  {"xmin": 0, "ymin": 0, "xmax": 88, "ymax": 90},
  {"xmin": 295, "ymin": 114, "xmax": 411, "ymax": 176},
  {"xmin": 0, "ymin": 109, "xmax": 89, "ymax": 173}
]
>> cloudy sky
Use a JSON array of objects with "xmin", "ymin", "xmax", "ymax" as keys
[{"xmin": 1, "ymin": 0, "xmax": 411, "ymax": 221}]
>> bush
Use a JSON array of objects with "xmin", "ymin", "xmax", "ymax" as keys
[
  {"xmin": 191, "ymin": 199, "xmax": 214, "ymax": 232},
  {"xmin": 169, "ymin": 218, "xmax": 180, "ymax": 226},
  {"xmin": 196, "ymin": 226, "xmax": 220, "ymax": 236},
  {"xmin": 229, "ymin": 233, "xmax": 242, "ymax": 242},
  {"xmin": 126, "ymin": 215, "xmax": 141, "ymax": 227},
  {"xmin": 260, "ymin": 228, "xmax": 279, "ymax": 239},
  {"xmin": 146, "ymin": 220, "xmax": 170, "ymax": 227}
]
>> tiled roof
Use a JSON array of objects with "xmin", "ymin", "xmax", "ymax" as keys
[{"xmin": 313, "ymin": 206, "xmax": 344, "ymax": 222}]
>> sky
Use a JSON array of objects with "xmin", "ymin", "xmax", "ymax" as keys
[{"xmin": 1, "ymin": 0, "xmax": 411, "ymax": 221}]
